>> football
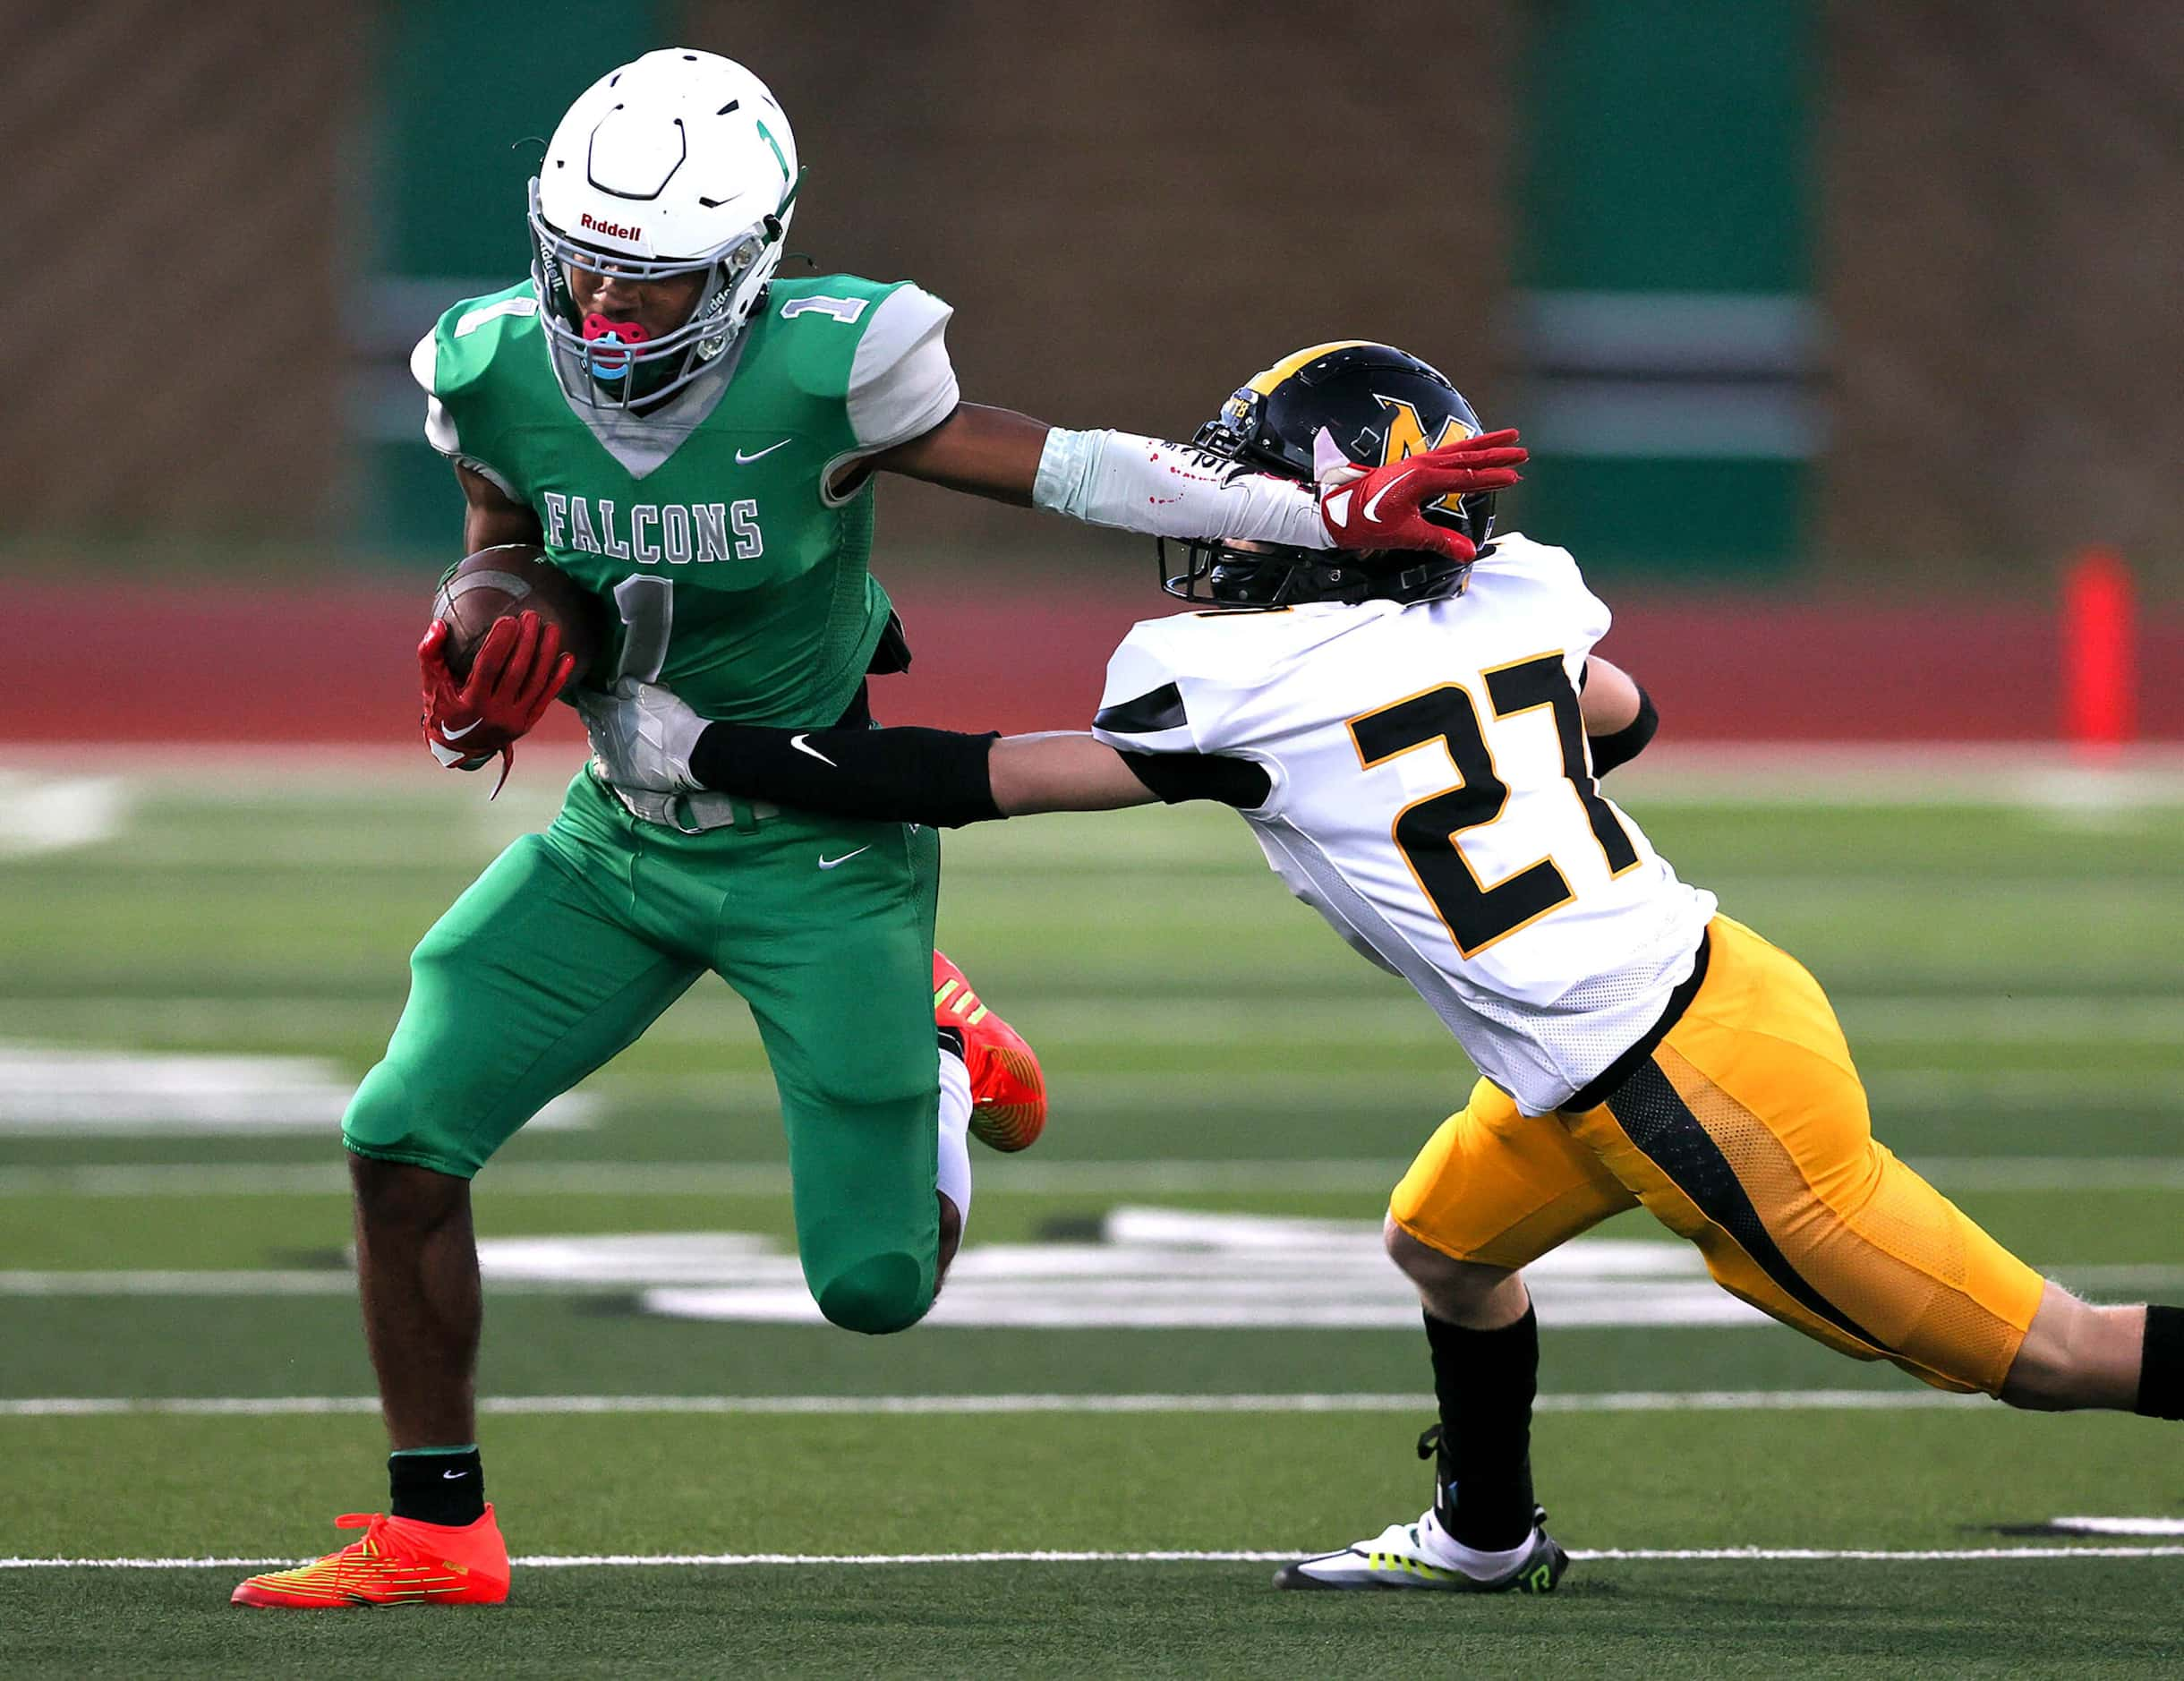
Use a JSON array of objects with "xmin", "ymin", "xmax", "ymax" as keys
[{"xmin": 430, "ymin": 543, "xmax": 607, "ymax": 686}]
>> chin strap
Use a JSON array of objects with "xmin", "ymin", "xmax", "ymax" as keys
[
  {"xmin": 1295, "ymin": 554, "xmax": 1472, "ymax": 606},
  {"xmin": 1206, "ymin": 550, "xmax": 1472, "ymax": 608}
]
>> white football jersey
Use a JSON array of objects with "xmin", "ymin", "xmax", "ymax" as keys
[{"xmin": 1090, "ymin": 533, "xmax": 1715, "ymax": 1114}]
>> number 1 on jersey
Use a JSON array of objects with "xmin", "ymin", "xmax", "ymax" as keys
[
  {"xmin": 612, "ymin": 576, "xmax": 673, "ymax": 683},
  {"xmin": 1349, "ymin": 654, "xmax": 1639, "ymax": 957}
]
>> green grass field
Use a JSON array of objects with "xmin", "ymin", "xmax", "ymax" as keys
[{"xmin": 3, "ymin": 753, "xmax": 2180, "ymax": 1677}]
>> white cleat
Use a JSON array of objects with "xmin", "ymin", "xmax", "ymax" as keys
[{"xmin": 1274, "ymin": 1504, "xmax": 1569, "ymax": 1593}]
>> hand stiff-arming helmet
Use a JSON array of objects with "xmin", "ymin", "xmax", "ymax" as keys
[
  {"xmin": 528, "ymin": 49, "xmax": 801, "ymax": 410},
  {"xmin": 1160, "ymin": 341, "xmax": 1498, "ymax": 608}
]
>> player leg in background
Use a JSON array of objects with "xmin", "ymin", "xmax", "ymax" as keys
[
  {"xmin": 763, "ymin": 946, "xmax": 1048, "ymax": 1324},
  {"xmin": 1275, "ymin": 1077, "xmax": 1639, "ymax": 1592},
  {"xmin": 234, "ymin": 815, "xmax": 702, "ymax": 1608},
  {"xmin": 1561, "ymin": 914, "xmax": 2184, "ymax": 1418},
  {"xmin": 927, "ymin": 953, "xmax": 1050, "ymax": 1294},
  {"xmin": 934, "ymin": 950, "xmax": 1047, "ymax": 1156},
  {"xmin": 721, "ymin": 814, "xmax": 957, "ymax": 1333}
]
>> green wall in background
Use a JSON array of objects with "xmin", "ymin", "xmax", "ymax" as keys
[
  {"xmin": 1513, "ymin": 0, "xmax": 1819, "ymax": 575},
  {"xmin": 361, "ymin": 0, "xmax": 662, "ymax": 551},
  {"xmin": 354, "ymin": 4, "xmax": 1819, "ymax": 574}
]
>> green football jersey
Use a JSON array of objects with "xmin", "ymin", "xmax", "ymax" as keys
[{"xmin": 414, "ymin": 274, "xmax": 958, "ymax": 728}]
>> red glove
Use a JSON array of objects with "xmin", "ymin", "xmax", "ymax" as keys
[
  {"xmin": 1318, "ymin": 429, "xmax": 1527, "ymax": 562},
  {"xmin": 418, "ymin": 611, "xmax": 574, "ymax": 797}
]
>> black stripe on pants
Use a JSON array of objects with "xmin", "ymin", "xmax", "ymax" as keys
[{"xmin": 1605, "ymin": 1060, "xmax": 1889, "ymax": 1355}]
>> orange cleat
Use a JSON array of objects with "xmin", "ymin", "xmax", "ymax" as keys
[
  {"xmin": 231, "ymin": 1507, "xmax": 510, "ymax": 1608},
  {"xmin": 934, "ymin": 951, "xmax": 1046, "ymax": 1152}
]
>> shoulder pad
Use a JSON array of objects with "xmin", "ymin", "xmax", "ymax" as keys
[
  {"xmin": 1468, "ymin": 531, "xmax": 1610, "ymax": 645},
  {"xmin": 1090, "ymin": 611, "xmax": 1316, "ymax": 755},
  {"xmin": 427, "ymin": 282, "xmax": 542, "ymax": 399},
  {"xmin": 751, "ymin": 275, "xmax": 912, "ymax": 403},
  {"xmin": 844, "ymin": 284, "xmax": 956, "ymax": 451},
  {"xmin": 1091, "ymin": 620, "xmax": 1198, "ymax": 754},
  {"xmin": 767, "ymin": 273, "xmax": 904, "ymax": 322},
  {"xmin": 1470, "ymin": 530, "xmax": 1578, "ymax": 579}
]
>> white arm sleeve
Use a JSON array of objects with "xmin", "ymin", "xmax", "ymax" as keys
[
  {"xmin": 1032, "ymin": 429, "xmax": 1331, "ymax": 549},
  {"xmin": 845, "ymin": 285, "xmax": 960, "ymax": 452}
]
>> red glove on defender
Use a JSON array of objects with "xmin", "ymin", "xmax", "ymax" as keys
[
  {"xmin": 1318, "ymin": 429, "xmax": 1527, "ymax": 562},
  {"xmin": 418, "ymin": 611, "xmax": 574, "ymax": 797}
]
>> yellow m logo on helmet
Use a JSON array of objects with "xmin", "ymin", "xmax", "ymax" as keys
[{"xmin": 1375, "ymin": 395, "xmax": 1476, "ymax": 516}]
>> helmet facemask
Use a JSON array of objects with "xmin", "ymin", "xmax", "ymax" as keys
[{"xmin": 525, "ymin": 174, "xmax": 797, "ymax": 413}]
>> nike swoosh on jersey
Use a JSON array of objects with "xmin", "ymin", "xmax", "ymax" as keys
[
  {"xmin": 817, "ymin": 846, "xmax": 871, "ymax": 870},
  {"xmin": 736, "ymin": 439, "xmax": 792, "ymax": 464},
  {"xmin": 790, "ymin": 733, "xmax": 838, "ymax": 767},
  {"xmin": 1361, "ymin": 468, "xmax": 1417, "ymax": 524}
]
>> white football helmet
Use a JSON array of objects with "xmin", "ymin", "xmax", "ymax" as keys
[{"xmin": 528, "ymin": 49, "xmax": 801, "ymax": 410}]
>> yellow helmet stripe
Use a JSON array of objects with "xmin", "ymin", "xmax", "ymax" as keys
[{"xmin": 1244, "ymin": 340, "xmax": 1378, "ymax": 397}]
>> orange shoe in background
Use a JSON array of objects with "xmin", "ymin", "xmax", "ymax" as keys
[
  {"xmin": 934, "ymin": 951, "xmax": 1046, "ymax": 1152},
  {"xmin": 230, "ymin": 1507, "xmax": 510, "ymax": 1608}
]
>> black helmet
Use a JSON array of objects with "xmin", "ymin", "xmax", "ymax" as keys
[{"xmin": 1160, "ymin": 341, "xmax": 1497, "ymax": 608}]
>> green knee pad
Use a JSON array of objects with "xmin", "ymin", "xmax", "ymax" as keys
[
  {"xmin": 813, "ymin": 1250, "xmax": 935, "ymax": 1335},
  {"xmin": 342, "ymin": 1060, "xmax": 485, "ymax": 1179}
]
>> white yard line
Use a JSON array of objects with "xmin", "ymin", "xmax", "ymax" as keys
[
  {"xmin": 0, "ymin": 1271, "xmax": 363, "ymax": 1296},
  {"xmin": 2047, "ymin": 1517, "xmax": 2184, "ymax": 1537},
  {"xmin": 0, "ymin": 1388, "xmax": 1992, "ymax": 1419},
  {"xmin": 1907, "ymin": 1158, "xmax": 2184, "ymax": 1192},
  {"xmin": 5, "ymin": 993, "xmax": 2177, "ymax": 1048},
  {"xmin": 4, "ymin": 994, "xmax": 2182, "ymax": 1058},
  {"xmin": 0, "ymin": 775, "xmax": 130, "ymax": 857},
  {"xmin": 0, "ymin": 1044, "xmax": 594, "ymax": 1138},
  {"xmin": 3, "ymin": 1155, "xmax": 2179, "ymax": 1200},
  {"xmin": 0, "ymin": 1160, "xmax": 1420, "ymax": 1199},
  {"xmin": 3, "ymin": 1544, "xmax": 2180, "ymax": 1570},
  {"xmin": 10, "ymin": 1260, "xmax": 2170, "ymax": 1310},
  {"xmin": 1568, "ymin": 1545, "xmax": 2184, "ymax": 1562},
  {"xmin": 9, "ymin": 742, "xmax": 2184, "ymax": 799}
]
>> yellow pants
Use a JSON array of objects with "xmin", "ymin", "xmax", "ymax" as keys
[{"xmin": 1390, "ymin": 916, "xmax": 2046, "ymax": 1395}]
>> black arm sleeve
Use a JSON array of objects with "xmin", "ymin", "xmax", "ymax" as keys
[
  {"xmin": 1113, "ymin": 750, "xmax": 1273, "ymax": 809},
  {"xmin": 1586, "ymin": 685, "xmax": 1659, "ymax": 775},
  {"xmin": 687, "ymin": 722, "xmax": 1004, "ymax": 827}
]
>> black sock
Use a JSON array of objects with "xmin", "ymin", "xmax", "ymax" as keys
[
  {"xmin": 1421, "ymin": 1305, "xmax": 1539, "ymax": 1550},
  {"xmin": 388, "ymin": 1446, "xmax": 486, "ymax": 1527},
  {"xmin": 2137, "ymin": 1305, "xmax": 2184, "ymax": 1421}
]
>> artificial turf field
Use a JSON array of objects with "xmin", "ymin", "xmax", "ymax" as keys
[{"xmin": 2, "ymin": 750, "xmax": 2180, "ymax": 1677}]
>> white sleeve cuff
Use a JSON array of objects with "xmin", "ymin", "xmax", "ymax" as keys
[
  {"xmin": 423, "ymin": 397, "xmax": 460, "ymax": 456},
  {"xmin": 453, "ymin": 453, "xmax": 520, "ymax": 501},
  {"xmin": 1031, "ymin": 429, "xmax": 1329, "ymax": 549}
]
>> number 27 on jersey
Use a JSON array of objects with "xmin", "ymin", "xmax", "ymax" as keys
[{"xmin": 1349, "ymin": 653, "xmax": 1640, "ymax": 957}]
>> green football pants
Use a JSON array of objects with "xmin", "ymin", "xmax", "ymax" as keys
[{"xmin": 344, "ymin": 770, "xmax": 944, "ymax": 1335}]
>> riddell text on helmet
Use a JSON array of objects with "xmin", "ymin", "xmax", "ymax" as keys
[{"xmin": 579, "ymin": 213, "xmax": 643, "ymax": 242}]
